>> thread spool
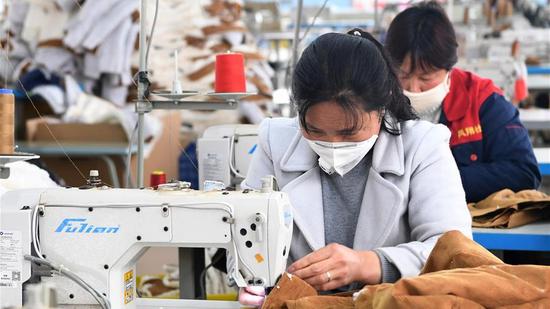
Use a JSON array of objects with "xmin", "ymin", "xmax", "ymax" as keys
[
  {"xmin": 150, "ymin": 170, "xmax": 166, "ymax": 189},
  {"xmin": 215, "ymin": 52, "xmax": 246, "ymax": 93},
  {"xmin": 0, "ymin": 89, "xmax": 14, "ymax": 155}
]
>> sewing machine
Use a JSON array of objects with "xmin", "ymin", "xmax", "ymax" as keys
[{"xmin": 0, "ymin": 181, "xmax": 293, "ymax": 308}]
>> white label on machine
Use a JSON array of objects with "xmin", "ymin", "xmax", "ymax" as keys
[
  {"xmin": 203, "ymin": 153, "xmax": 226, "ymax": 183},
  {"xmin": 0, "ymin": 230, "xmax": 22, "ymax": 288}
]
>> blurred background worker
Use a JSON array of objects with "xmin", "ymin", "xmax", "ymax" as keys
[{"xmin": 385, "ymin": 1, "xmax": 541, "ymax": 203}]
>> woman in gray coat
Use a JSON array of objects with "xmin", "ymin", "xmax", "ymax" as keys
[{"xmin": 239, "ymin": 29, "xmax": 472, "ymax": 306}]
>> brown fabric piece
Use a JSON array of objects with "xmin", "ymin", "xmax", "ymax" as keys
[
  {"xmin": 421, "ymin": 230, "xmax": 503, "ymax": 274},
  {"xmin": 468, "ymin": 189, "xmax": 550, "ymax": 228},
  {"xmin": 508, "ymin": 206, "xmax": 550, "ymax": 227},
  {"xmin": 355, "ymin": 231, "xmax": 550, "ymax": 308},
  {"xmin": 201, "ymin": 24, "xmax": 247, "ymax": 36},
  {"xmin": 469, "ymin": 190, "xmax": 548, "ymax": 217},
  {"xmin": 526, "ymin": 56, "xmax": 541, "ymax": 65},
  {"xmin": 354, "ymin": 264, "xmax": 550, "ymax": 309},
  {"xmin": 191, "ymin": 55, "xmax": 211, "ymax": 62},
  {"xmin": 210, "ymin": 42, "xmax": 232, "ymax": 53},
  {"xmin": 131, "ymin": 10, "xmax": 140, "ymax": 23},
  {"xmin": 262, "ymin": 231, "xmax": 550, "ymax": 309},
  {"xmin": 262, "ymin": 275, "xmax": 354, "ymax": 309},
  {"xmin": 285, "ymin": 296, "xmax": 354, "ymax": 309},
  {"xmin": 37, "ymin": 39, "xmax": 64, "ymax": 48},
  {"xmin": 138, "ymin": 277, "xmax": 178, "ymax": 297},
  {"xmin": 498, "ymin": 299, "xmax": 550, "ymax": 308},
  {"xmin": 204, "ymin": 0, "xmax": 242, "ymax": 23},
  {"xmin": 356, "ymin": 291, "xmax": 485, "ymax": 309},
  {"xmin": 185, "ymin": 35, "xmax": 207, "ymax": 49},
  {"xmin": 262, "ymin": 273, "xmax": 317, "ymax": 309}
]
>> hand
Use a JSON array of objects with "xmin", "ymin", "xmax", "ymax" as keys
[
  {"xmin": 287, "ymin": 243, "xmax": 381, "ymax": 291},
  {"xmin": 238, "ymin": 286, "xmax": 266, "ymax": 308}
]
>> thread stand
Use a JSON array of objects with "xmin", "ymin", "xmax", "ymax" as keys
[{"xmin": 135, "ymin": 0, "xmax": 254, "ymax": 187}]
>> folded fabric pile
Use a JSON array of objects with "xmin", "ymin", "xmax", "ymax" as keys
[
  {"xmin": 468, "ymin": 189, "xmax": 550, "ymax": 228},
  {"xmin": 1, "ymin": 0, "xmax": 162, "ymax": 143},
  {"xmin": 3, "ymin": 0, "xmax": 139, "ymax": 107},
  {"xmin": 261, "ymin": 231, "xmax": 550, "ymax": 309},
  {"xmin": 2, "ymin": 0, "xmax": 274, "ymax": 139}
]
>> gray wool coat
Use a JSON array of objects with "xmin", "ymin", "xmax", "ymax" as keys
[{"xmin": 242, "ymin": 117, "xmax": 472, "ymax": 278}]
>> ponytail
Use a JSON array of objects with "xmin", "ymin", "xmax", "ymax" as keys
[{"xmin": 346, "ymin": 28, "xmax": 417, "ymax": 135}]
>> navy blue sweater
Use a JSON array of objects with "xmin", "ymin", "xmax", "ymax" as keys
[{"xmin": 440, "ymin": 69, "xmax": 540, "ymax": 203}]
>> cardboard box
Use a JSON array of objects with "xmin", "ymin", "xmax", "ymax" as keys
[
  {"xmin": 25, "ymin": 113, "xmax": 181, "ymax": 187},
  {"xmin": 29, "ymin": 122, "xmax": 128, "ymax": 143}
]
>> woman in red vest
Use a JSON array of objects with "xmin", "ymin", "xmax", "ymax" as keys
[{"xmin": 385, "ymin": 1, "xmax": 540, "ymax": 203}]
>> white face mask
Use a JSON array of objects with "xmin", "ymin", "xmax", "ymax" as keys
[
  {"xmin": 403, "ymin": 73, "xmax": 450, "ymax": 115},
  {"xmin": 306, "ymin": 135, "xmax": 378, "ymax": 176}
]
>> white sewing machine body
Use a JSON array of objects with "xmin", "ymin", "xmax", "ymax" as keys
[{"xmin": 0, "ymin": 186, "xmax": 293, "ymax": 308}]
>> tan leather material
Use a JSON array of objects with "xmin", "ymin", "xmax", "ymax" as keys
[
  {"xmin": 285, "ymin": 296, "xmax": 354, "ymax": 309},
  {"xmin": 468, "ymin": 189, "xmax": 550, "ymax": 228},
  {"xmin": 262, "ymin": 273, "xmax": 317, "ymax": 309},
  {"xmin": 355, "ymin": 264, "xmax": 550, "ymax": 309},
  {"xmin": 261, "ymin": 231, "xmax": 550, "ymax": 308},
  {"xmin": 421, "ymin": 230, "xmax": 503, "ymax": 274}
]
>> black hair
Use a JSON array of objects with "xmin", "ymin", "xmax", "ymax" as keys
[
  {"xmin": 292, "ymin": 29, "xmax": 417, "ymax": 136},
  {"xmin": 385, "ymin": 1, "xmax": 458, "ymax": 73}
]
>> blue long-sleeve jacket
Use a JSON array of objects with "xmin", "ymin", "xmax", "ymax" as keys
[{"xmin": 439, "ymin": 68, "xmax": 541, "ymax": 203}]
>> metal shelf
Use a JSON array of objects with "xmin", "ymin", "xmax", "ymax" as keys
[{"xmin": 0, "ymin": 153, "xmax": 40, "ymax": 179}]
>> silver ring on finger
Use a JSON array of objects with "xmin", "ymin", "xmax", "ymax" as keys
[{"xmin": 325, "ymin": 271, "xmax": 332, "ymax": 283}]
